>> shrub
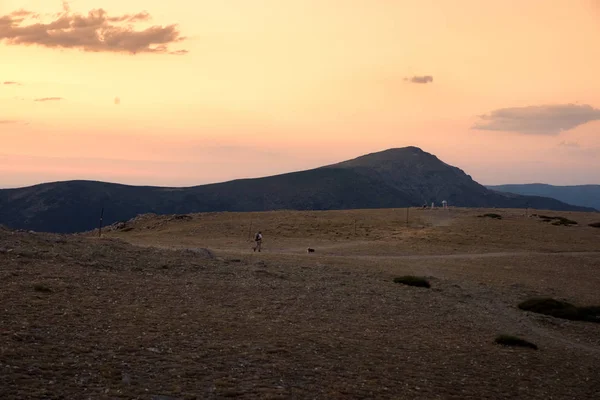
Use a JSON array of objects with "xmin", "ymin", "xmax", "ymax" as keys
[
  {"xmin": 494, "ymin": 335, "xmax": 538, "ymax": 350},
  {"xmin": 536, "ymin": 215, "xmax": 577, "ymax": 226},
  {"xmin": 551, "ymin": 217, "xmax": 578, "ymax": 226},
  {"xmin": 589, "ymin": 222, "xmax": 600, "ymax": 228},
  {"xmin": 479, "ymin": 213, "xmax": 502, "ymax": 219},
  {"xmin": 33, "ymin": 284, "xmax": 52, "ymax": 293},
  {"xmin": 518, "ymin": 297, "xmax": 600, "ymax": 323},
  {"xmin": 393, "ymin": 276, "xmax": 431, "ymax": 288}
]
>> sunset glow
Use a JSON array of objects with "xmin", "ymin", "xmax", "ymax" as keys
[{"xmin": 2, "ymin": 0, "xmax": 599, "ymax": 187}]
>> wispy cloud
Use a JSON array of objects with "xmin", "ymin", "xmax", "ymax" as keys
[
  {"xmin": 3, "ymin": 81, "xmax": 21, "ymax": 85},
  {"xmin": 404, "ymin": 75, "xmax": 433, "ymax": 84},
  {"xmin": 34, "ymin": 97, "xmax": 63, "ymax": 102},
  {"xmin": 0, "ymin": 120, "xmax": 19, "ymax": 124},
  {"xmin": 558, "ymin": 141, "xmax": 580, "ymax": 148},
  {"xmin": 0, "ymin": 6, "xmax": 187, "ymax": 55},
  {"xmin": 473, "ymin": 104, "xmax": 600, "ymax": 135},
  {"xmin": 9, "ymin": 10, "xmax": 38, "ymax": 18}
]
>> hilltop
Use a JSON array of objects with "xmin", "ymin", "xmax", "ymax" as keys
[{"xmin": 0, "ymin": 147, "xmax": 593, "ymax": 233}]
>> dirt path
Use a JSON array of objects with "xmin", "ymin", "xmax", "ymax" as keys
[{"xmin": 214, "ymin": 246, "xmax": 600, "ymax": 261}]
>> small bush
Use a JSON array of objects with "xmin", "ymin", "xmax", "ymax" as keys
[
  {"xmin": 518, "ymin": 297, "xmax": 600, "ymax": 323},
  {"xmin": 577, "ymin": 306, "xmax": 600, "ymax": 323},
  {"xmin": 33, "ymin": 284, "xmax": 52, "ymax": 293},
  {"xmin": 552, "ymin": 217, "xmax": 578, "ymax": 226},
  {"xmin": 536, "ymin": 215, "xmax": 577, "ymax": 226},
  {"xmin": 393, "ymin": 276, "xmax": 431, "ymax": 288},
  {"xmin": 589, "ymin": 222, "xmax": 600, "ymax": 228},
  {"xmin": 479, "ymin": 213, "xmax": 502, "ymax": 219},
  {"xmin": 494, "ymin": 335, "xmax": 538, "ymax": 350}
]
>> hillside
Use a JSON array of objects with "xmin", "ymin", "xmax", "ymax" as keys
[
  {"xmin": 3, "ymin": 209, "xmax": 600, "ymax": 399},
  {"xmin": 0, "ymin": 147, "xmax": 593, "ymax": 233},
  {"xmin": 487, "ymin": 184, "xmax": 600, "ymax": 211}
]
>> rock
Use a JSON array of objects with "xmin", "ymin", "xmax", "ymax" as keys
[{"xmin": 147, "ymin": 347, "xmax": 161, "ymax": 353}]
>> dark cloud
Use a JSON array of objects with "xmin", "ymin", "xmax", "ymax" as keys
[
  {"xmin": 3, "ymin": 81, "xmax": 21, "ymax": 85},
  {"xmin": 405, "ymin": 75, "xmax": 433, "ymax": 84},
  {"xmin": 0, "ymin": 6, "xmax": 187, "ymax": 54},
  {"xmin": 473, "ymin": 104, "xmax": 600, "ymax": 135},
  {"xmin": 34, "ymin": 97, "xmax": 63, "ymax": 102}
]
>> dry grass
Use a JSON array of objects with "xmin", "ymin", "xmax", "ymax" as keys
[
  {"xmin": 100, "ymin": 207, "xmax": 600, "ymax": 256},
  {"xmin": 2, "ymin": 207, "xmax": 600, "ymax": 399}
]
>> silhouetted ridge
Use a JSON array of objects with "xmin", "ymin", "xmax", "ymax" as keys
[
  {"xmin": 0, "ymin": 147, "xmax": 592, "ymax": 232},
  {"xmin": 488, "ymin": 184, "xmax": 600, "ymax": 211}
]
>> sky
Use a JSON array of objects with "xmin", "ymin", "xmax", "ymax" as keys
[{"xmin": 1, "ymin": 0, "xmax": 600, "ymax": 188}]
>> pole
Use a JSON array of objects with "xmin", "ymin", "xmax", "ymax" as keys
[
  {"xmin": 248, "ymin": 219, "xmax": 253, "ymax": 241},
  {"xmin": 406, "ymin": 207, "xmax": 409, "ymax": 226},
  {"xmin": 98, "ymin": 207, "xmax": 104, "ymax": 238},
  {"xmin": 354, "ymin": 219, "xmax": 357, "ymax": 236}
]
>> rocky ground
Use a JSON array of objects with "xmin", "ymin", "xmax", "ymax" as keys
[{"xmin": 1, "ymin": 208, "xmax": 600, "ymax": 399}]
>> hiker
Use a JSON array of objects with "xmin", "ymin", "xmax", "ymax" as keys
[{"xmin": 253, "ymin": 231, "xmax": 263, "ymax": 252}]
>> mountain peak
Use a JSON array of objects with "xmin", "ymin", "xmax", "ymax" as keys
[
  {"xmin": 0, "ymin": 147, "xmax": 592, "ymax": 233},
  {"xmin": 326, "ymin": 146, "xmax": 438, "ymax": 169}
]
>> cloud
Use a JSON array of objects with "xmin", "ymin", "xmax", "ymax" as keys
[
  {"xmin": 0, "ymin": 120, "xmax": 19, "ymax": 124},
  {"xmin": 558, "ymin": 141, "xmax": 580, "ymax": 148},
  {"xmin": 473, "ymin": 104, "xmax": 600, "ymax": 135},
  {"xmin": 404, "ymin": 75, "xmax": 433, "ymax": 84},
  {"xmin": 34, "ymin": 97, "xmax": 63, "ymax": 102},
  {"xmin": 3, "ymin": 81, "xmax": 21, "ymax": 85},
  {"xmin": 114, "ymin": 97, "xmax": 121, "ymax": 105},
  {"xmin": 0, "ymin": 6, "xmax": 187, "ymax": 54},
  {"xmin": 9, "ymin": 10, "xmax": 38, "ymax": 18}
]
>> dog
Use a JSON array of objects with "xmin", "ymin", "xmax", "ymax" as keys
[{"xmin": 307, "ymin": 248, "xmax": 315, "ymax": 253}]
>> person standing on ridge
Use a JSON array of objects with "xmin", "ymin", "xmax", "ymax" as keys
[{"xmin": 253, "ymin": 231, "xmax": 263, "ymax": 252}]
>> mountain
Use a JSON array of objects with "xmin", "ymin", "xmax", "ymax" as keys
[
  {"xmin": 0, "ymin": 147, "xmax": 593, "ymax": 233},
  {"xmin": 487, "ymin": 184, "xmax": 600, "ymax": 211}
]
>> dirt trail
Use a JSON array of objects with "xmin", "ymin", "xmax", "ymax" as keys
[
  {"xmin": 210, "ymin": 245, "xmax": 600, "ymax": 261},
  {"xmin": 330, "ymin": 250, "xmax": 600, "ymax": 261}
]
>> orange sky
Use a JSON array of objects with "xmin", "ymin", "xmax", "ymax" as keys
[{"xmin": 1, "ymin": 0, "xmax": 600, "ymax": 187}]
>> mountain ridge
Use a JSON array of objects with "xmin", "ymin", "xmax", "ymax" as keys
[
  {"xmin": 487, "ymin": 183, "xmax": 600, "ymax": 211},
  {"xmin": 0, "ymin": 147, "xmax": 594, "ymax": 233}
]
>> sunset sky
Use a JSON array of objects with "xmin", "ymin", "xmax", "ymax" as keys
[{"xmin": 1, "ymin": 0, "xmax": 599, "ymax": 188}]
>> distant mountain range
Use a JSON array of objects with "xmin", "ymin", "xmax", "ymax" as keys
[
  {"xmin": 487, "ymin": 184, "xmax": 600, "ymax": 211},
  {"xmin": 0, "ymin": 147, "xmax": 594, "ymax": 233}
]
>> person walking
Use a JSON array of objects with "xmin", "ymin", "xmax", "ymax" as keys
[{"xmin": 253, "ymin": 231, "xmax": 263, "ymax": 252}]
